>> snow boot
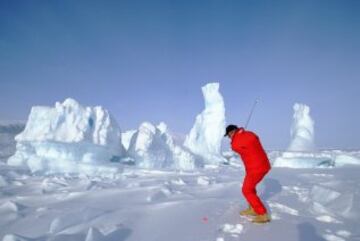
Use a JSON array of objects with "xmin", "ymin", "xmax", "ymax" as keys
[
  {"xmin": 251, "ymin": 213, "xmax": 270, "ymax": 224},
  {"xmin": 239, "ymin": 206, "xmax": 256, "ymax": 216}
]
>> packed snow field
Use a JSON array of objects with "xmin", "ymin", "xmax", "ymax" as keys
[
  {"xmin": 1, "ymin": 157, "xmax": 360, "ymax": 241},
  {"xmin": 1, "ymin": 83, "xmax": 360, "ymax": 240}
]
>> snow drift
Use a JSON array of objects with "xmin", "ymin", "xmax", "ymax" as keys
[
  {"xmin": 184, "ymin": 82, "xmax": 226, "ymax": 165},
  {"xmin": 8, "ymin": 98, "xmax": 125, "ymax": 175}
]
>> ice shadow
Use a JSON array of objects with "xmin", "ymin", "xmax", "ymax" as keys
[
  {"xmin": 261, "ymin": 177, "xmax": 282, "ymax": 201},
  {"xmin": 297, "ymin": 222, "xmax": 326, "ymax": 241}
]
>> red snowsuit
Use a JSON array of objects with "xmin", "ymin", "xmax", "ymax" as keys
[{"xmin": 231, "ymin": 128, "xmax": 271, "ymax": 215}]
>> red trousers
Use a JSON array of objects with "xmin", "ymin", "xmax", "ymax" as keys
[{"xmin": 242, "ymin": 170, "xmax": 268, "ymax": 215}]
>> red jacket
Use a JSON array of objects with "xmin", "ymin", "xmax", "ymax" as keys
[{"xmin": 231, "ymin": 128, "xmax": 271, "ymax": 173}]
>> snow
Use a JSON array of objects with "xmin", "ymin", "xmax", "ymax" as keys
[
  {"xmin": 269, "ymin": 202, "xmax": 299, "ymax": 216},
  {"xmin": 315, "ymin": 215, "xmax": 341, "ymax": 223},
  {"xmin": 2, "ymin": 234, "xmax": 29, "ymax": 241},
  {"xmin": 0, "ymin": 162, "xmax": 359, "ymax": 241},
  {"xmin": 322, "ymin": 233, "xmax": 346, "ymax": 241},
  {"xmin": 184, "ymin": 82, "xmax": 226, "ymax": 165},
  {"xmin": 197, "ymin": 176, "xmax": 212, "ymax": 185},
  {"xmin": 288, "ymin": 103, "xmax": 315, "ymax": 152},
  {"xmin": 127, "ymin": 122, "xmax": 201, "ymax": 170},
  {"xmin": 7, "ymin": 99, "xmax": 125, "ymax": 175},
  {"xmin": 85, "ymin": 227, "xmax": 105, "ymax": 241},
  {"xmin": 221, "ymin": 223, "xmax": 244, "ymax": 235}
]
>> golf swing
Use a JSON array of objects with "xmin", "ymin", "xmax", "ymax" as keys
[
  {"xmin": 225, "ymin": 125, "xmax": 271, "ymax": 223},
  {"xmin": 224, "ymin": 100, "xmax": 271, "ymax": 223}
]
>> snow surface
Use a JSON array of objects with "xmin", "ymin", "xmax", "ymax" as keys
[
  {"xmin": 0, "ymin": 161, "xmax": 359, "ymax": 241},
  {"xmin": 184, "ymin": 82, "xmax": 226, "ymax": 165},
  {"xmin": 7, "ymin": 99, "xmax": 125, "ymax": 175}
]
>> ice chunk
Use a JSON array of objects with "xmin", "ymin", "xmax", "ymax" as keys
[
  {"xmin": 7, "ymin": 98, "xmax": 125, "ymax": 174},
  {"xmin": 184, "ymin": 83, "xmax": 226, "ymax": 164},
  {"xmin": 221, "ymin": 223, "xmax": 243, "ymax": 235},
  {"xmin": 127, "ymin": 122, "xmax": 201, "ymax": 170},
  {"xmin": 288, "ymin": 103, "xmax": 315, "ymax": 152},
  {"xmin": 170, "ymin": 178, "xmax": 186, "ymax": 186},
  {"xmin": 311, "ymin": 185, "xmax": 341, "ymax": 205},
  {"xmin": 269, "ymin": 202, "xmax": 299, "ymax": 216},
  {"xmin": 273, "ymin": 151, "xmax": 333, "ymax": 168},
  {"xmin": 197, "ymin": 176, "xmax": 211, "ymax": 186},
  {"xmin": 310, "ymin": 185, "xmax": 359, "ymax": 219},
  {"xmin": 128, "ymin": 122, "xmax": 171, "ymax": 169},
  {"xmin": 273, "ymin": 152, "xmax": 333, "ymax": 168},
  {"xmin": 334, "ymin": 154, "xmax": 360, "ymax": 167}
]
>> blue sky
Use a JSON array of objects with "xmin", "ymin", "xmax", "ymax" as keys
[{"xmin": 0, "ymin": 0, "xmax": 359, "ymax": 149}]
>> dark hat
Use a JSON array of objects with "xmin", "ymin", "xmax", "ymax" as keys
[{"xmin": 224, "ymin": 124, "xmax": 239, "ymax": 137}]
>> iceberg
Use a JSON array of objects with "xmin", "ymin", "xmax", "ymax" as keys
[
  {"xmin": 184, "ymin": 83, "xmax": 226, "ymax": 165},
  {"xmin": 8, "ymin": 98, "xmax": 125, "ymax": 175}
]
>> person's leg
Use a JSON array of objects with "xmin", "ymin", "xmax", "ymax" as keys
[{"xmin": 242, "ymin": 171, "xmax": 268, "ymax": 215}]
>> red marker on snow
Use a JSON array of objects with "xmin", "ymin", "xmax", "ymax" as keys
[{"xmin": 202, "ymin": 217, "xmax": 208, "ymax": 223}]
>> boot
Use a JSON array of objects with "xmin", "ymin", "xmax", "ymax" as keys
[
  {"xmin": 239, "ymin": 206, "xmax": 256, "ymax": 216},
  {"xmin": 251, "ymin": 213, "xmax": 270, "ymax": 224}
]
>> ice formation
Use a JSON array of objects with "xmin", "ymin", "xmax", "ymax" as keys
[
  {"xmin": 7, "ymin": 98, "xmax": 125, "ymax": 175},
  {"xmin": 184, "ymin": 82, "xmax": 226, "ymax": 164},
  {"xmin": 288, "ymin": 103, "xmax": 315, "ymax": 151},
  {"xmin": 121, "ymin": 130, "xmax": 137, "ymax": 150},
  {"xmin": 273, "ymin": 103, "xmax": 320, "ymax": 168},
  {"xmin": 127, "ymin": 122, "xmax": 200, "ymax": 170},
  {"xmin": 272, "ymin": 152, "xmax": 333, "ymax": 168},
  {"xmin": 0, "ymin": 122, "xmax": 24, "ymax": 163}
]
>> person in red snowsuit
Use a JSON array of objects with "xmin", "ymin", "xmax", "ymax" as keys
[{"xmin": 225, "ymin": 124, "xmax": 271, "ymax": 223}]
